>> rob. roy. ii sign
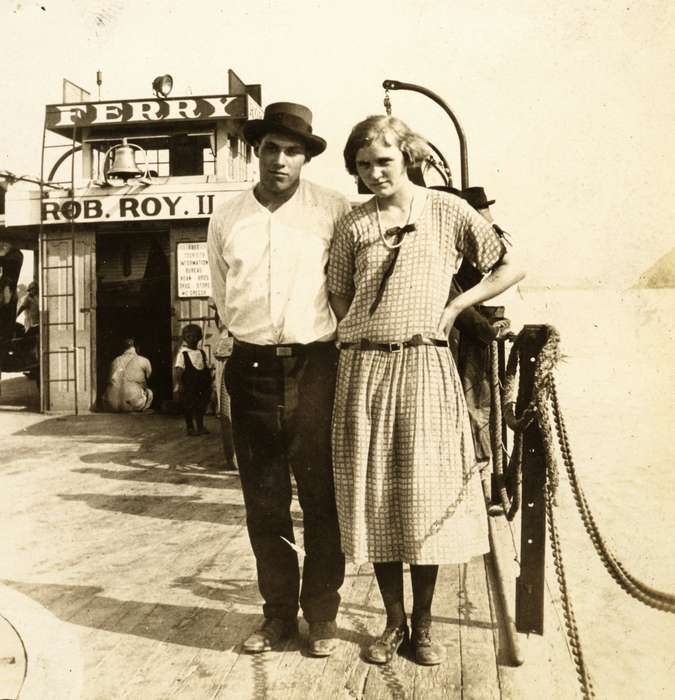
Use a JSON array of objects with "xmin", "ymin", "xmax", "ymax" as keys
[{"xmin": 41, "ymin": 192, "xmax": 229, "ymax": 224}]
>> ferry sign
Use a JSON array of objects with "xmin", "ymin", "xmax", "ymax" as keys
[{"xmin": 46, "ymin": 93, "xmax": 261, "ymax": 130}]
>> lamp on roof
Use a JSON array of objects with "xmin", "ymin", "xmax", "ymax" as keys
[{"xmin": 152, "ymin": 74, "xmax": 173, "ymax": 98}]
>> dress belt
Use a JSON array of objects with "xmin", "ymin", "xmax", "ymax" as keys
[
  {"xmin": 338, "ymin": 334, "xmax": 449, "ymax": 353},
  {"xmin": 232, "ymin": 339, "xmax": 333, "ymax": 358}
]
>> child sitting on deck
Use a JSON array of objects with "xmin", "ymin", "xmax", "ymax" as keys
[{"xmin": 174, "ymin": 324, "xmax": 213, "ymax": 436}]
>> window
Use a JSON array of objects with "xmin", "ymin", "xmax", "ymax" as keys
[
  {"xmin": 141, "ymin": 148, "xmax": 170, "ymax": 177},
  {"xmin": 203, "ymin": 147, "xmax": 215, "ymax": 176}
]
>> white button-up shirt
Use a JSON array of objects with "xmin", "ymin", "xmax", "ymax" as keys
[{"xmin": 207, "ymin": 180, "xmax": 351, "ymax": 345}]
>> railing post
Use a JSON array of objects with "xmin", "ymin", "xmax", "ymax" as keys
[{"xmin": 515, "ymin": 325, "xmax": 548, "ymax": 635}]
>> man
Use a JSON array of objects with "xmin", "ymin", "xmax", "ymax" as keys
[
  {"xmin": 104, "ymin": 337, "xmax": 153, "ymax": 412},
  {"xmin": 207, "ymin": 102, "xmax": 350, "ymax": 657},
  {"xmin": 0, "ymin": 244, "xmax": 23, "ymax": 352},
  {"xmin": 451, "ymin": 186, "xmax": 511, "ymax": 468},
  {"xmin": 16, "ymin": 281, "xmax": 39, "ymax": 336}
]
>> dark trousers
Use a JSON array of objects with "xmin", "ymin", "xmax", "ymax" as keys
[{"xmin": 225, "ymin": 341, "xmax": 345, "ymax": 622}]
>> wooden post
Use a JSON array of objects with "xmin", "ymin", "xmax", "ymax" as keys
[{"xmin": 515, "ymin": 325, "xmax": 548, "ymax": 635}]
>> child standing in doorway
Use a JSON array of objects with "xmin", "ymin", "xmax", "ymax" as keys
[{"xmin": 174, "ymin": 323, "xmax": 213, "ymax": 436}]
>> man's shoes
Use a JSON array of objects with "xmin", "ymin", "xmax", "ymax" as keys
[
  {"xmin": 365, "ymin": 624, "xmax": 409, "ymax": 664},
  {"xmin": 307, "ymin": 620, "xmax": 338, "ymax": 657},
  {"xmin": 242, "ymin": 618, "xmax": 297, "ymax": 653},
  {"xmin": 411, "ymin": 623, "xmax": 444, "ymax": 666}
]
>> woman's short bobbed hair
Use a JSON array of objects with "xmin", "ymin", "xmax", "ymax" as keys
[{"xmin": 343, "ymin": 115, "xmax": 431, "ymax": 176}]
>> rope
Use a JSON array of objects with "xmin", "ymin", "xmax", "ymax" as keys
[
  {"xmin": 489, "ymin": 340, "xmax": 521, "ymax": 520},
  {"xmin": 489, "ymin": 341, "xmax": 508, "ymax": 511},
  {"xmin": 500, "ymin": 324, "xmax": 675, "ymax": 698},
  {"xmin": 502, "ymin": 333, "xmax": 537, "ymax": 432},
  {"xmin": 510, "ymin": 326, "xmax": 594, "ymax": 697},
  {"xmin": 546, "ymin": 377, "xmax": 675, "ymax": 613},
  {"xmin": 519, "ymin": 325, "xmax": 675, "ymax": 613},
  {"xmin": 545, "ymin": 475, "xmax": 596, "ymax": 699}
]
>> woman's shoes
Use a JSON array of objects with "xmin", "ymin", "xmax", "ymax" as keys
[
  {"xmin": 365, "ymin": 622, "xmax": 444, "ymax": 665},
  {"xmin": 365, "ymin": 624, "xmax": 409, "ymax": 664},
  {"xmin": 411, "ymin": 623, "xmax": 444, "ymax": 666}
]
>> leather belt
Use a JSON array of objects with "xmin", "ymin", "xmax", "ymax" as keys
[
  {"xmin": 232, "ymin": 339, "xmax": 333, "ymax": 359},
  {"xmin": 338, "ymin": 334, "xmax": 449, "ymax": 353}
]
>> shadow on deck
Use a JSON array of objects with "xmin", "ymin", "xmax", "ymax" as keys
[{"xmin": 0, "ymin": 412, "xmax": 578, "ymax": 699}]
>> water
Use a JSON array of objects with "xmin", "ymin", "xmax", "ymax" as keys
[{"xmin": 503, "ymin": 287, "xmax": 675, "ymax": 698}]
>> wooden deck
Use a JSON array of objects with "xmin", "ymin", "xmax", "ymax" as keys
[{"xmin": 0, "ymin": 394, "xmax": 579, "ymax": 699}]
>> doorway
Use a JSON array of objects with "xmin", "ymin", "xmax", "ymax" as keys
[{"xmin": 96, "ymin": 231, "xmax": 172, "ymax": 409}]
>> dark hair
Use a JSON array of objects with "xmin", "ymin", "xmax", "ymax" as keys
[
  {"xmin": 254, "ymin": 131, "xmax": 313, "ymax": 164},
  {"xmin": 181, "ymin": 323, "xmax": 203, "ymax": 340},
  {"xmin": 343, "ymin": 115, "xmax": 431, "ymax": 176},
  {"xmin": 123, "ymin": 337, "xmax": 135, "ymax": 349}
]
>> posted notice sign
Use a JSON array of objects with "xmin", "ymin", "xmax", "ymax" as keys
[{"xmin": 177, "ymin": 242, "xmax": 212, "ymax": 298}]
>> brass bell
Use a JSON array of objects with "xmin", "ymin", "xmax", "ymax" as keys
[{"xmin": 107, "ymin": 138, "xmax": 142, "ymax": 181}]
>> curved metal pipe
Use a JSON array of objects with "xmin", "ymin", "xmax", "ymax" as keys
[
  {"xmin": 426, "ymin": 140, "xmax": 453, "ymax": 186},
  {"xmin": 383, "ymin": 79, "xmax": 469, "ymax": 189},
  {"xmin": 47, "ymin": 145, "xmax": 82, "ymax": 182}
]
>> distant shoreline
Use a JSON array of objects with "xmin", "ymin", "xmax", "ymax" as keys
[{"xmin": 519, "ymin": 284, "xmax": 675, "ymax": 292}]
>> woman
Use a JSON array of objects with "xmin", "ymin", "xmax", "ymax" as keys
[{"xmin": 327, "ymin": 116, "xmax": 524, "ymax": 665}]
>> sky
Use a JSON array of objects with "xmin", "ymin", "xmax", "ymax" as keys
[{"xmin": 1, "ymin": 0, "xmax": 674, "ymax": 288}]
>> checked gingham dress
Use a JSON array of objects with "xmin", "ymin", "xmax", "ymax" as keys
[{"xmin": 327, "ymin": 189, "xmax": 507, "ymax": 564}]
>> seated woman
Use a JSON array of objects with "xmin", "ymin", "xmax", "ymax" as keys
[{"xmin": 327, "ymin": 115, "xmax": 524, "ymax": 666}]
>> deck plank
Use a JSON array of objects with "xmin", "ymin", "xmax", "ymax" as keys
[
  {"xmin": 339, "ymin": 563, "xmax": 379, "ymax": 699},
  {"xmin": 360, "ymin": 566, "xmax": 414, "ymax": 700},
  {"xmin": 485, "ymin": 515, "xmax": 578, "ymax": 700},
  {"xmin": 411, "ymin": 563, "xmax": 462, "ymax": 700},
  {"xmin": 149, "ymin": 536, "xmax": 260, "ymax": 699},
  {"xmin": 82, "ymin": 500, "xmax": 249, "ymax": 698},
  {"xmin": 458, "ymin": 555, "xmax": 501, "ymax": 699},
  {"xmin": 286, "ymin": 563, "xmax": 373, "ymax": 700},
  {"xmin": 116, "ymin": 524, "xmax": 255, "ymax": 698}
]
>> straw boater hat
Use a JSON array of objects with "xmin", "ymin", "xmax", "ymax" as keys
[{"xmin": 242, "ymin": 102, "xmax": 327, "ymax": 157}]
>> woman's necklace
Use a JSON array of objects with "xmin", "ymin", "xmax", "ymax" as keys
[
  {"xmin": 369, "ymin": 193, "xmax": 417, "ymax": 316},
  {"xmin": 376, "ymin": 194, "xmax": 416, "ymax": 250}
]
